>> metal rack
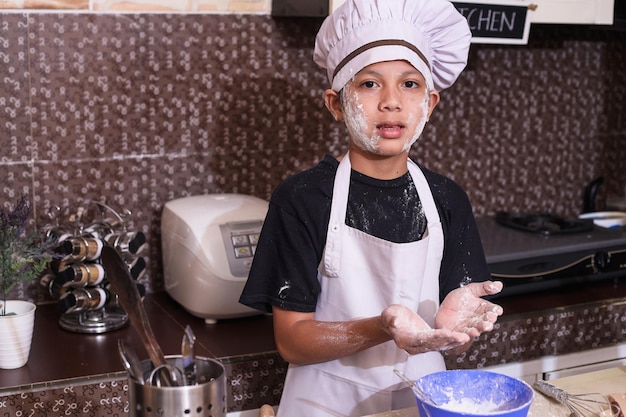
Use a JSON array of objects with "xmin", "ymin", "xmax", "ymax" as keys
[{"xmin": 41, "ymin": 199, "xmax": 147, "ymax": 334}]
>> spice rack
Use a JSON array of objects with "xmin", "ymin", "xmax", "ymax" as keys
[{"xmin": 41, "ymin": 199, "xmax": 147, "ymax": 334}]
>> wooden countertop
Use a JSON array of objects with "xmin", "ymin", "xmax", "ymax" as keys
[
  {"xmin": 529, "ymin": 366, "xmax": 626, "ymax": 416},
  {"xmin": 364, "ymin": 367, "xmax": 626, "ymax": 417}
]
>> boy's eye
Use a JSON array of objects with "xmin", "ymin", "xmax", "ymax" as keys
[
  {"xmin": 362, "ymin": 80, "xmax": 377, "ymax": 88},
  {"xmin": 403, "ymin": 80, "xmax": 419, "ymax": 88}
]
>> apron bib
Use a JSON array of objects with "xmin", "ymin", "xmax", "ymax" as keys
[{"xmin": 277, "ymin": 154, "xmax": 445, "ymax": 417}]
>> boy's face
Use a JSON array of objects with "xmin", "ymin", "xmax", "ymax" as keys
[{"xmin": 325, "ymin": 60, "xmax": 439, "ymax": 157}]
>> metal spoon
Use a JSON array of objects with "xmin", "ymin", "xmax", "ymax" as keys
[
  {"xmin": 101, "ymin": 245, "xmax": 177, "ymax": 386},
  {"xmin": 394, "ymin": 369, "xmax": 439, "ymax": 407},
  {"xmin": 148, "ymin": 364, "xmax": 184, "ymax": 387},
  {"xmin": 117, "ymin": 339, "xmax": 145, "ymax": 384},
  {"xmin": 181, "ymin": 325, "xmax": 197, "ymax": 385}
]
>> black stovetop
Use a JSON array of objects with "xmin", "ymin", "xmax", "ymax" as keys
[
  {"xmin": 476, "ymin": 215, "xmax": 626, "ymax": 265},
  {"xmin": 476, "ymin": 215, "xmax": 626, "ymax": 296}
]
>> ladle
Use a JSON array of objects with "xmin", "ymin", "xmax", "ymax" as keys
[{"xmin": 102, "ymin": 245, "xmax": 177, "ymax": 386}]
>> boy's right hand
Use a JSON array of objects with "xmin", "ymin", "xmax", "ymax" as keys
[{"xmin": 381, "ymin": 304, "xmax": 471, "ymax": 355}]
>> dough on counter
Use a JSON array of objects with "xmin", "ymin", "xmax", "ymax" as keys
[{"xmin": 259, "ymin": 404, "xmax": 276, "ymax": 417}]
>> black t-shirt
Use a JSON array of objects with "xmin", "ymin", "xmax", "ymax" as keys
[{"xmin": 239, "ymin": 155, "xmax": 490, "ymax": 313}]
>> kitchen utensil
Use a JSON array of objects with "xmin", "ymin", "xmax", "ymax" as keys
[
  {"xmin": 534, "ymin": 380, "xmax": 613, "ymax": 416},
  {"xmin": 147, "ymin": 363, "xmax": 184, "ymax": 387},
  {"xmin": 129, "ymin": 355, "xmax": 226, "ymax": 417},
  {"xmin": 118, "ymin": 339, "xmax": 145, "ymax": 384},
  {"xmin": 413, "ymin": 370, "xmax": 533, "ymax": 417},
  {"xmin": 394, "ymin": 369, "xmax": 439, "ymax": 407},
  {"xmin": 101, "ymin": 245, "xmax": 176, "ymax": 386},
  {"xmin": 182, "ymin": 324, "xmax": 197, "ymax": 385}
]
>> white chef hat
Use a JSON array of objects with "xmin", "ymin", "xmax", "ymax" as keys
[{"xmin": 313, "ymin": 0, "xmax": 471, "ymax": 92}]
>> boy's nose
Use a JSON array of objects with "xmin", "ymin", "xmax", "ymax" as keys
[{"xmin": 379, "ymin": 88, "xmax": 402, "ymax": 111}]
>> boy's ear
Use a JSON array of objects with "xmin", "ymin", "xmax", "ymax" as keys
[
  {"xmin": 323, "ymin": 89, "xmax": 344, "ymax": 121},
  {"xmin": 427, "ymin": 90, "xmax": 440, "ymax": 119}
]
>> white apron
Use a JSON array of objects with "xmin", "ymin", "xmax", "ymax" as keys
[{"xmin": 276, "ymin": 153, "xmax": 445, "ymax": 417}]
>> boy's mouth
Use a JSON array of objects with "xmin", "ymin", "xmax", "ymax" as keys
[{"xmin": 376, "ymin": 123, "xmax": 405, "ymax": 138}]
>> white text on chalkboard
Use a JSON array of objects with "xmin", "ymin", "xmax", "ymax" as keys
[
  {"xmin": 456, "ymin": 6, "xmax": 518, "ymax": 33},
  {"xmin": 452, "ymin": 2, "xmax": 531, "ymax": 44}
]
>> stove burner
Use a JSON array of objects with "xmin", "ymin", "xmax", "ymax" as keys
[{"xmin": 495, "ymin": 211, "xmax": 594, "ymax": 235}]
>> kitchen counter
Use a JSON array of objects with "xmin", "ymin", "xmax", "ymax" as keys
[
  {"xmin": 0, "ymin": 292, "xmax": 277, "ymax": 387},
  {"xmin": 0, "ymin": 292, "xmax": 284, "ymax": 415},
  {"xmin": 2, "ymin": 277, "xmax": 626, "ymax": 416},
  {"xmin": 363, "ymin": 366, "xmax": 626, "ymax": 416}
]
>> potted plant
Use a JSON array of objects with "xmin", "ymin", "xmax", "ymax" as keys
[{"xmin": 0, "ymin": 195, "xmax": 54, "ymax": 369}]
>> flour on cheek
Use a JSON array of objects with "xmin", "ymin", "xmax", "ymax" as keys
[
  {"xmin": 401, "ymin": 93, "xmax": 430, "ymax": 153},
  {"xmin": 342, "ymin": 88, "xmax": 380, "ymax": 153}
]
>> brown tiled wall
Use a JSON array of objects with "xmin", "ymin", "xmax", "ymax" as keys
[
  {"xmin": 1, "ymin": 14, "xmax": 625, "ymax": 299},
  {"xmin": 0, "ymin": 0, "xmax": 270, "ymax": 11}
]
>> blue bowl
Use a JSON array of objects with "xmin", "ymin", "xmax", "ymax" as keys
[{"xmin": 414, "ymin": 370, "xmax": 534, "ymax": 417}]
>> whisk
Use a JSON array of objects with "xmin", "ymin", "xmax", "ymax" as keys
[{"xmin": 534, "ymin": 380, "xmax": 613, "ymax": 417}]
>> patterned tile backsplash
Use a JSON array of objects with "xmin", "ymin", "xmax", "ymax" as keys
[
  {"xmin": 1, "ymin": 13, "xmax": 625, "ymax": 300},
  {"xmin": 0, "ymin": 353, "xmax": 288, "ymax": 415}
]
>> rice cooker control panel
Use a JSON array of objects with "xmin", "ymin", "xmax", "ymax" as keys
[{"xmin": 219, "ymin": 220, "xmax": 263, "ymax": 278}]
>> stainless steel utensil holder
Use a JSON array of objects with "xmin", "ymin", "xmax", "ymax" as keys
[{"xmin": 129, "ymin": 356, "xmax": 226, "ymax": 417}]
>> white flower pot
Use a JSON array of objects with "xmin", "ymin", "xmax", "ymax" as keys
[{"xmin": 0, "ymin": 300, "xmax": 36, "ymax": 369}]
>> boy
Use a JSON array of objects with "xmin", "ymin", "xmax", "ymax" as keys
[{"xmin": 240, "ymin": 0, "xmax": 504, "ymax": 415}]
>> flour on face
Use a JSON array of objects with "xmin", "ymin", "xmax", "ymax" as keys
[
  {"xmin": 401, "ymin": 95, "xmax": 430, "ymax": 152},
  {"xmin": 341, "ymin": 84, "xmax": 431, "ymax": 155},
  {"xmin": 342, "ymin": 87, "xmax": 380, "ymax": 153}
]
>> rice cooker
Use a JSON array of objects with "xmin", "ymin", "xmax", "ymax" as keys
[{"xmin": 161, "ymin": 194, "xmax": 268, "ymax": 323}]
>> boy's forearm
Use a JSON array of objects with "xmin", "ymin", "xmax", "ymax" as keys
[{"xmin": 274, "ymin": 314, "xmax": 391, "ymax": 365}]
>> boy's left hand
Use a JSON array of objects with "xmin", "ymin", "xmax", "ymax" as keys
[{"xmin": 435, "ymin": 281, "xmax": 504, "ymax": 338}]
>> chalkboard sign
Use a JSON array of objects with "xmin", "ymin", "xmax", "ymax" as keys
[{"xmin": 452, "ymin": 1, "xmax": 533, "ymax": 44}]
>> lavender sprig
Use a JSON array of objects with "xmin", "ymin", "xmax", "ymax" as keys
[{"xmin": 0, "ymin": 196, "xmax": 55, "ymax": 315}]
